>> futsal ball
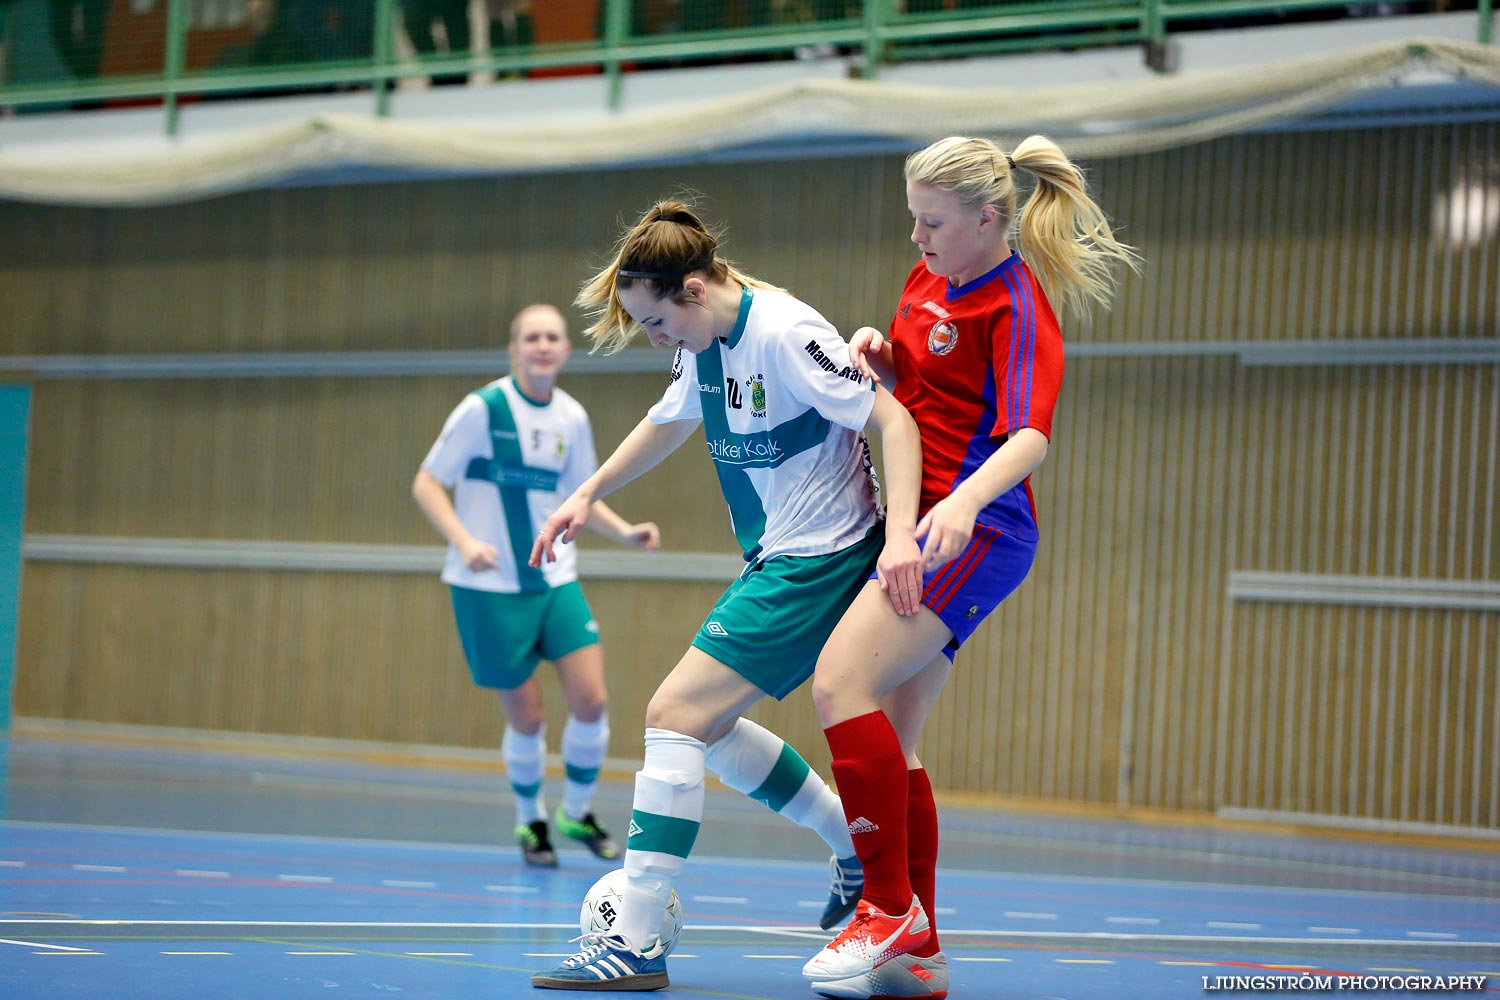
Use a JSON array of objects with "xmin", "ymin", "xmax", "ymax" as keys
[{"xmin": 579, "ymin": 868, "xmax": 684, "ymax": 957}]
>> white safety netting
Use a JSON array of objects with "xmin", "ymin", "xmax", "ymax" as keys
[{"xmin": 1, "ymin": 36, "xmax": 1496, "ymax": 207}]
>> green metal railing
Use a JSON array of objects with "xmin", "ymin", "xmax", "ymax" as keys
[{"xmin": 0, "ymin": 0, "xmax": 1492, "ymax": 133}]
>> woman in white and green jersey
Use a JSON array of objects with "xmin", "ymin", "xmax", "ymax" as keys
[
  {"xmin": 413, "ymin": 303, "xmax": 660, "ymax": 868},
  {"xmin": 529, "ymin": 201, "xmax": 925, "ymax": 992}
]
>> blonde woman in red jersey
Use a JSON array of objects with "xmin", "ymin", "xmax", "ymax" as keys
[{"xmin": 802, "ymin": 135, "xmax": 1140, "ymax": 1000}]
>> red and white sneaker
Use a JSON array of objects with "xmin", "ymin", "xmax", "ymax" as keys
[
  {"xmin": 802, "ymin": 896, "xmax": 930, "ymax": 982},
  {"xmin": 811, "ymin": 951, "xmax": 949, "ymax": 999}
]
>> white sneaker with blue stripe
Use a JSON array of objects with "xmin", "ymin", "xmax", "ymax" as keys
[{"xmin": 531, "ymin": 933, "xmax": 669, "ymax": 991}]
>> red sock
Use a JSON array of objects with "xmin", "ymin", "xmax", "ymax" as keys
[
  {"xmin": 907, "ymin": 768, "xmax": 941, "ymax": 957},
  {"xmin": 826, "ymin": 711, "xmax": 910, "ymax": 915}
]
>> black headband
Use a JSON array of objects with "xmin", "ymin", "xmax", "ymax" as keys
[
  {"xmin": 1005, "ymin": 153, "xmax": 1016, "ymax": 171},
  {"xmin": 617, "ymin": 256, "xmax": 715, "ymax": 281}
]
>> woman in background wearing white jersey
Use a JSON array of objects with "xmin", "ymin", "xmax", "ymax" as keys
[
  {"xmin": 413, "ymin": 303, "xmax": 659, "ymax": 867},
  {"xmin": 528, "ymin": 200, "xmax": 924, "ymax": 992}
]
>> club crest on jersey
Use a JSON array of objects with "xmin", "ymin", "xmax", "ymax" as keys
[
  {"xmin": 748, "ymin": 375, "xmax": 767, "ymax": 418},
  {"xmin": 928, "ymin": 320, "xmax": 959, "ymax": 356}
]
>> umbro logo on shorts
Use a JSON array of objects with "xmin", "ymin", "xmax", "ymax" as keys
[
  {"xmin": 848, "ymin": 816, "xmax": 879, "ymax": 834},
  {"xmin": 705, "ymin": 621, "xmax": 729, "ymax": 636}
]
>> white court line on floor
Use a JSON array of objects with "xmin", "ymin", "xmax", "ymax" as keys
[
  {"xmin": 175, "ymin": 870, "xmax": 230, "ymax": 878},
  {"xmin": 0, "ymin": 920, "xmax": 1492, "ymax": 952},
  {"xmin": 278, "ymin": 875, "xmax": 334, "ymax": 883},
  {"xmin": 382, "ymin": 881, "xmax": 437, "ymax": 889},
  {"xmin": 1, "ymin": 938, "xmax": 95, "ymax": 952},
  {"xmin": 692, "ymin": 895, "xmax": 748, "ymax": 904},
  {"xmin": 72, "ymin": 865, "xmax": 126, "ymax": 872}
]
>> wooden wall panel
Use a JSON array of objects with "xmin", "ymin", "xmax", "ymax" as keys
[
  {"xmin": 16, "ymin": 561, "xmax": 730, "ymax": 751},
  {"xmin": 7, "ymin": 123, "xmax": 1494, "ymax": 357},
  {"xmin": 5, "ymin": 120, "xmax": 1497, "ymax": 827},
  {"xmin": 25, "ymin": 374, "xmax": 732, "ymax": 551},
  {"xmin": 1220, "ymin": 604, "xmax": 1497, "ymax": 828}
]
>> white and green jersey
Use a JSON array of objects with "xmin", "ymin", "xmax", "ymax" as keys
[
  {"xmin": 647, "ymin": 286, "xmax": 881, "ymax": 565},
  {"xmin": 422, "ymin": 376, "xmax": 598, "ymax": 593}
]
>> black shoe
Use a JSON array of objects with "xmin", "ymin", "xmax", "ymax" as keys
[
  {"xmin": 516, "ymin": 819, "xmax": 558, "ymax": 867},
  {"xmin": 555, "ymin": 808, "xmax": 621, "ymax": 860}
]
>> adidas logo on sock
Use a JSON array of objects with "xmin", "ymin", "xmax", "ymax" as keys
[{"xmin": 848, "ymin": 816, "xmax": 879, "ymax": 834}]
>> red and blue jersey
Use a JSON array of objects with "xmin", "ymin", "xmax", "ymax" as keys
[{"xmin": 889, "ymin": 252, "xmax": 1064, "ymax": 541}]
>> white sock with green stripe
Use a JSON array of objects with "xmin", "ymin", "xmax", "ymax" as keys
[
  {"xmin": 705, "ymin": 717, "xmax": 856, "ymax": 858},
  {"xmin": 502, "ymin": 723, "xmax": 546, "ymax": 824},
  {"xmin": 616, "ymin": 728, "xmax": 706, "ymax": 952},
  {"xmin": 561, "ymin": 713, "xmax": 609, "ymax": 820}
]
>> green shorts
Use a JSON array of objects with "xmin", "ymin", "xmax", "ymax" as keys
[
  {"xmin": 450, "ymin": 580, "xmax": 599, "ymax": 691},
  {"xmin": 692, "ymin": 525, "xmax": 884, "ymax": 700}
]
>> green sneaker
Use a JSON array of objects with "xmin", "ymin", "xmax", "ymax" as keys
[
  {"xmin": 516, "ymin": 819, "xmax": 558, "ymax": 868},
  {"xmin": 555, "ymin": 808, "xmax": 621, "ymax": 860}
]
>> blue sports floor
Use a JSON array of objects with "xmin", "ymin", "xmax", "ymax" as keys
[{"xmin": 1, "ymin": 735, "xmax": 1497, "ymax": 999}]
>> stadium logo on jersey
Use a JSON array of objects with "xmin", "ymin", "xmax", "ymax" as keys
[
  {"xmin": 927, "ymin": 320, "xmax": 959, "ymax": 356},
  {"xmin": 748, "ymin": 375, "xmax": 767, "ymax": 418},
  {"xmin": 920, "ymin": 300, "xmax": 951, "ymax": 319},
  {"xmin": 803, "ymin": 339, "xmax": 864, "ymax": 384},
  {"xmin": 668, "ymin": 347, "xmax": 684, "ymax": 386}
]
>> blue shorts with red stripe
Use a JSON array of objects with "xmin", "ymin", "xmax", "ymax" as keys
[{"xmin": 919, "ymin": 521, "xmax": 1036, "ymax": 661}]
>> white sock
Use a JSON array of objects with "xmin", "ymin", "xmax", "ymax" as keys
[
  {"xmin": 705, "ymin": 717, "xmax": 855, "ymax": 858},
  {"xmin": 615, "ymin": 728, "xmax": 705, "ymax": 952},
  {"xmin": 561, "ymin": 713, "xmax": 609, "ymax": 820},
  {"xmin": 502, "ymin": 723, "xmax": 546, "ymax": 824}
]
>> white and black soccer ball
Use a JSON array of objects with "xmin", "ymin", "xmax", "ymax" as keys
[{"xmin": 579, "ymin": 868, "xmax": 684, "ymax": 957}]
